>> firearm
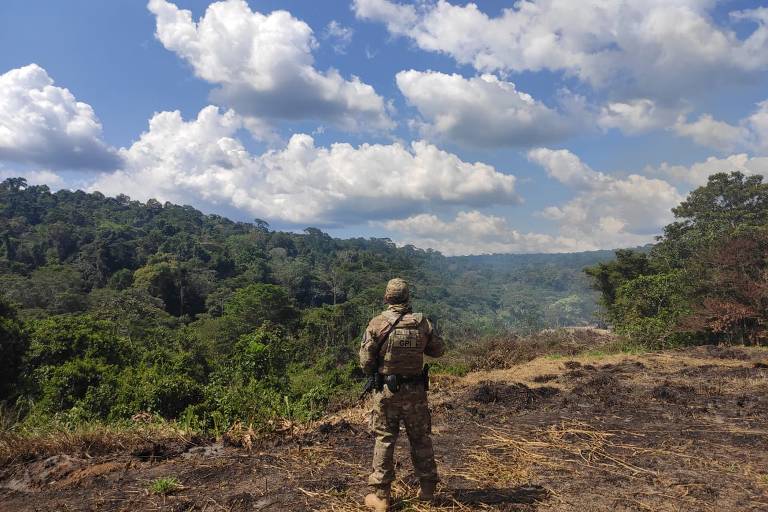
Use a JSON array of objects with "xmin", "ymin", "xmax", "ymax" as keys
[
  {"xmin": 359, "ymin": 372, "xmax": 378, "ymax": 401},
  {"xmin": 422, "ymin": 364, "xmax": 430, "ymax": 392}
]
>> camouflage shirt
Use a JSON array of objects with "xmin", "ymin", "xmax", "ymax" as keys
[{"xmin": 359, "ymin": 304, "xmax": 445, "ymax": 375}]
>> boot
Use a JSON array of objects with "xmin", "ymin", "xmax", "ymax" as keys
[
  {"xmin": 417, "ymin": 480, "xmax": 436, "ymax": 502},
  {"xmin": 364, "ymin": 486, "xmax": 390, "ymax": 512}
]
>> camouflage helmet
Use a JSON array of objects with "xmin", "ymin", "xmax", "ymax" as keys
[{"xmin": 384, "ymin": 278, "xmax": 409, "ymax": 304}]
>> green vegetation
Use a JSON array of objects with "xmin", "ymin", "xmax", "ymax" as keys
[
  {"xmin": 586, "ymin": 172, "xmax": 768, "ymax": 348},
  {"xmin": 0, "ymin": 177, "xmax": 608, "ymax": 434},
  {"xmin": 148, "ymin": 476, "xmax": 182, "ymax": 495}
]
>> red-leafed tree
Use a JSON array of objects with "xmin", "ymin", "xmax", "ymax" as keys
[{"xmin": 682, "ymin": 231, "xmax": 768, "ymax": 345}]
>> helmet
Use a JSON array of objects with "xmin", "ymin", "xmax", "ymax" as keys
[{"xmin": 384, "ymin": 278, "xmax": 409, "ymax": 304}]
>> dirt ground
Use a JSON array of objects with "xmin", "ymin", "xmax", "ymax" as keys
[{"xmin": 2, "ymin": 344, "xmax": 768, "ymax": 512}]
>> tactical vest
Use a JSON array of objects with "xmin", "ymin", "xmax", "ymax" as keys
[{"xmin": 378, "ymin": 312, "xmax": 426, "ymax": 376}]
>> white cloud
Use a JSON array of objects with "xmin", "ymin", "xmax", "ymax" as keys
[
  {"xmin": 745, "ymin": 100, "xmax": 768, "ymax": 154},
  {"xmin": 148, "ymin": 0, "xmax": 393, "ymax": 131},
  {"xmin": 672, "ymin": 100, "xmax": 768, "ymax": 153},
  {"xmin": 0, "ymin": 64, "xmax": 119, "ymax": 170},
  {"xmin": 396, "ymin": 70, "xmax": 575, "ymax": 147},
  {"xmin": 528, "ymin": 148, "xmax": 684, "ymax": 248},
  {"xmin": 382, "ymin": 211, "xmax": 591, "ymax": 255},
  {"xmin": 386, "ymin": 146, "xmax": 768, "ymax": 255},
  {"xmin": 354, "ymin": 0, "xmax": 768, "ymax": 99},
  {"xmin": 598, "ymin": 99, "xmax": 682, "ymax": 135},
  {"xmin": 323, "ymin": 21, "xmax": 354, "ymax": 55},
  {"xmin": 385, "ymin": 146, "xmax": 688, "ymax": 254},
  {"xmin": 90, "ymin": 106, "xmax": 519, "ymax": 225},
  {"xmin": 0, "ymin": 168, "xmax": 65, "ymax": 189},
  {"xmin": 673, "ymin": 114, "xmax": 747, "ymax": 153},
  {"xmin": 527, "ymin": 147, "xmax": 605, "ymax": 188},
  {"xmin": 650, "ymin": 153, "xmax": 768, "ymax": 188}
]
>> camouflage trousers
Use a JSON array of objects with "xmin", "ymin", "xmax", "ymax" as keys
[{"xmin": 367, "ymin": 382, "xmax": 438, "ymax": 488}]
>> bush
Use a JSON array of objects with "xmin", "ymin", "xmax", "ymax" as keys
[{"xmin": 611, "ymin": 272, "xmax": 693, "ymax": 348}]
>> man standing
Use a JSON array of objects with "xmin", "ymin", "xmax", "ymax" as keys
[{"xmin": 359, "ymin": 278, "xmax": 445, "ymax": 511}]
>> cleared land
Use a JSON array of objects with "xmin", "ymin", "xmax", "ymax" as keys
[{"xmin": 2, "ymin": 344, "xmax": 768, "ymax": 511}]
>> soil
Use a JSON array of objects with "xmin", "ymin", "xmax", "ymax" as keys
[{"xmin": 2, "ymin": 345, "xmax": 768, "ymax": 511}]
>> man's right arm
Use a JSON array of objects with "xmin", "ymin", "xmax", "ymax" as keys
[{"xmin": 423, "ymin": 318, "xmax": 445, "ymax": 358}]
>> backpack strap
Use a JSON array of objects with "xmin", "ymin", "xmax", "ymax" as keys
[{"xmin": 375, "ymin": 312, "xmax": 406, "ymax": 362}]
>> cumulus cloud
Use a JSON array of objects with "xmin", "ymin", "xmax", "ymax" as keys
[
  {"xmin": 748, "ymin": 100, "xmax": 768, "ymax": 153},
  {"xmin": 598, "ymin": 99, "xmax": 683, "ymax": 135},
  {"xmin": 382, "ymin": 211, "xmax": 591, "ymax": 255},
  {"xmin": 354, "ymin": 0, "xmax": 768, "ymax": 99},
  {"xmin": 90, "ymin": 106, "xmax": 519, "ymax": 225},
  {"xmin": 0, "ymin": 64, "xmax": 120, "ymax": 170},
  {"xmin": 673, "ymin": 100, "xmax": 768, "ymax": 153},
  {"xmin": 396, "ymin": 70, "xmax": 575, "ymax": 147},
  {"xmin": 673, "ymin": 114, "xmax": 747, "ymax": 153},
  {"xmin": 0, "ymin": 168, "xmax": 65, "ymax": 189},
  {"xmin": 528, "ymin": 148, "xmax": 684, "ymax": 248},
  {"xmin": 650, "ymin": 153, "xmax": 768, "ymax": 188},
  {"xmin": 148, "ymin": 0, "xmax": 393, "ymax": 131}
]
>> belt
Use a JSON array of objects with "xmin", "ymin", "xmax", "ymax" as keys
[{"xmin": 398, "ymin": 374, "xmax": 424, "ymax": 383}]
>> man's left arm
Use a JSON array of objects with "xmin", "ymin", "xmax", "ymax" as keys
[{"xmin": 359, "ymin": 321, "xmax": 381, "ymax": 374}]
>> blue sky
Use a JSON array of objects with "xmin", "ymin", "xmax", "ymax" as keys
[{"xmin": 2, "ymin": 0, "xmax": 768, "ymax": 254}]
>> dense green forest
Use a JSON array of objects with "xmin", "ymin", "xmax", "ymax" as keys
[
  {"xmin": 0, "ymin": 177, "xmax": 608, "ymax": 431},
  {"xmin": 585, "ymin": 171, "xmax": 768, "ymax": 348}
]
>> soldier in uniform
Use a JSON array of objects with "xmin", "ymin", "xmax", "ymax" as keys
[{"xmin": 359, "ymin": 278, "xmax": 445, "ymax": 511}]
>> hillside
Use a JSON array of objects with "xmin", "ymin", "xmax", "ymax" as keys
[
  {"xmin": 0, "ymin": 176, "xmax": 618, "ymax": 461},
  {"xmin": 2, "ymin": 339, "xmax": 767, "ymax": 511},
  {"xmin": 0, "ymin": 177, "xmax": 606, "ymax": 332}
]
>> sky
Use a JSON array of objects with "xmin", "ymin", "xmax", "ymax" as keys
[{"xmin": 2, "ymin": 0, "xmax": 768, "ymax": 255}]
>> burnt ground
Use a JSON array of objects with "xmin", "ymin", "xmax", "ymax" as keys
[{"xmin": 2, "ymin": 345, "xmax": 768, "ymax": 512}]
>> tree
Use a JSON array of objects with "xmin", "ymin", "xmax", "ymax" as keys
[
  {"xmin": 655, "ymin": 172, "xmax": 768, "ymax": 266},
  {"xmin": 682, "ymin": 231, "xmax": 768, "ymax": 345},
  {"xmin": 584, "ymin": 249, "xmax": 651, "ymax": 311},
  {"xmin": 0, "ymin": 295, "xmax": 26, "ymax": 399},
  {"xmin": 224, "ymin": 284, "xmax": 298, "ymax": 330},
  {"xmin": 133, "ymin": 257, "xmax": 213, "ymax": 317}
]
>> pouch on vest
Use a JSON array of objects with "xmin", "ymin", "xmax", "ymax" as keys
[{"xmin": 384, "ymin": 374, "xmax": 399, "ymax": 393}]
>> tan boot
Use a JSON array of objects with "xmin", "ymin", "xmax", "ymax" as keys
[
  {"xmin": 364, "ymin": 487, "xmax": 390, "ymax": 511},
  {"xmin": 417, "ymin": 480, "xmax": 437, "ymax": 502}
]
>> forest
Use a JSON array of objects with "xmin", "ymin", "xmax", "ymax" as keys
[
  {"xmin": 0, "ymin": 177, "xmax": 608, "ymax": 433},
  {"xmin": 3, "ymin": 170, "xmax": 766, "ymax": 436}
]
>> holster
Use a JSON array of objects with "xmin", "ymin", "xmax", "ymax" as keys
[
  {"xmin": 384, "ymin": 374, "xmax": 399, "ymax": 393},
  {"xmin": 380, "ymin": 365, "xmax": 430, "ymax": 394}
]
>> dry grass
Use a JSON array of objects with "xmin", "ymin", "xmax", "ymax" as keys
[
  {"xmin": 458, "ymin": 328, "xmax": 620, "ymax": 372},
  {"xmin": 297, "ymin": 481, "xmax": 482, "ymax": 512},
  {"xmin": 0, "ymin": 423, "xmax": 200, "ymax": 469},
  {"xmin": 450, "ymin": 420, "xmax": 768, "ymax": 511},
  {"xmin": 449, "ymin": 430, "xmax": 562, "ymax": 488}
]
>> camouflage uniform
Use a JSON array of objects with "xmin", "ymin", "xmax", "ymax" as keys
[{"xmin": 359, "ymin": 279, "xmax": 445, "ymax": 497}]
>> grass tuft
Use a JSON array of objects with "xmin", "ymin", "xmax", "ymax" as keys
[{"xmin": 148, "ymin": 476, "xmax": 183, "ymax": 495}]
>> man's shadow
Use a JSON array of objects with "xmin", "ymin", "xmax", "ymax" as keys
[
  {"xmin": 392, "ymin": 485, "xmax": 548, "ymax": 508},
  {"xmin": 447, "ymin": 485, "xmax": 549, "ymax": 505}
]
